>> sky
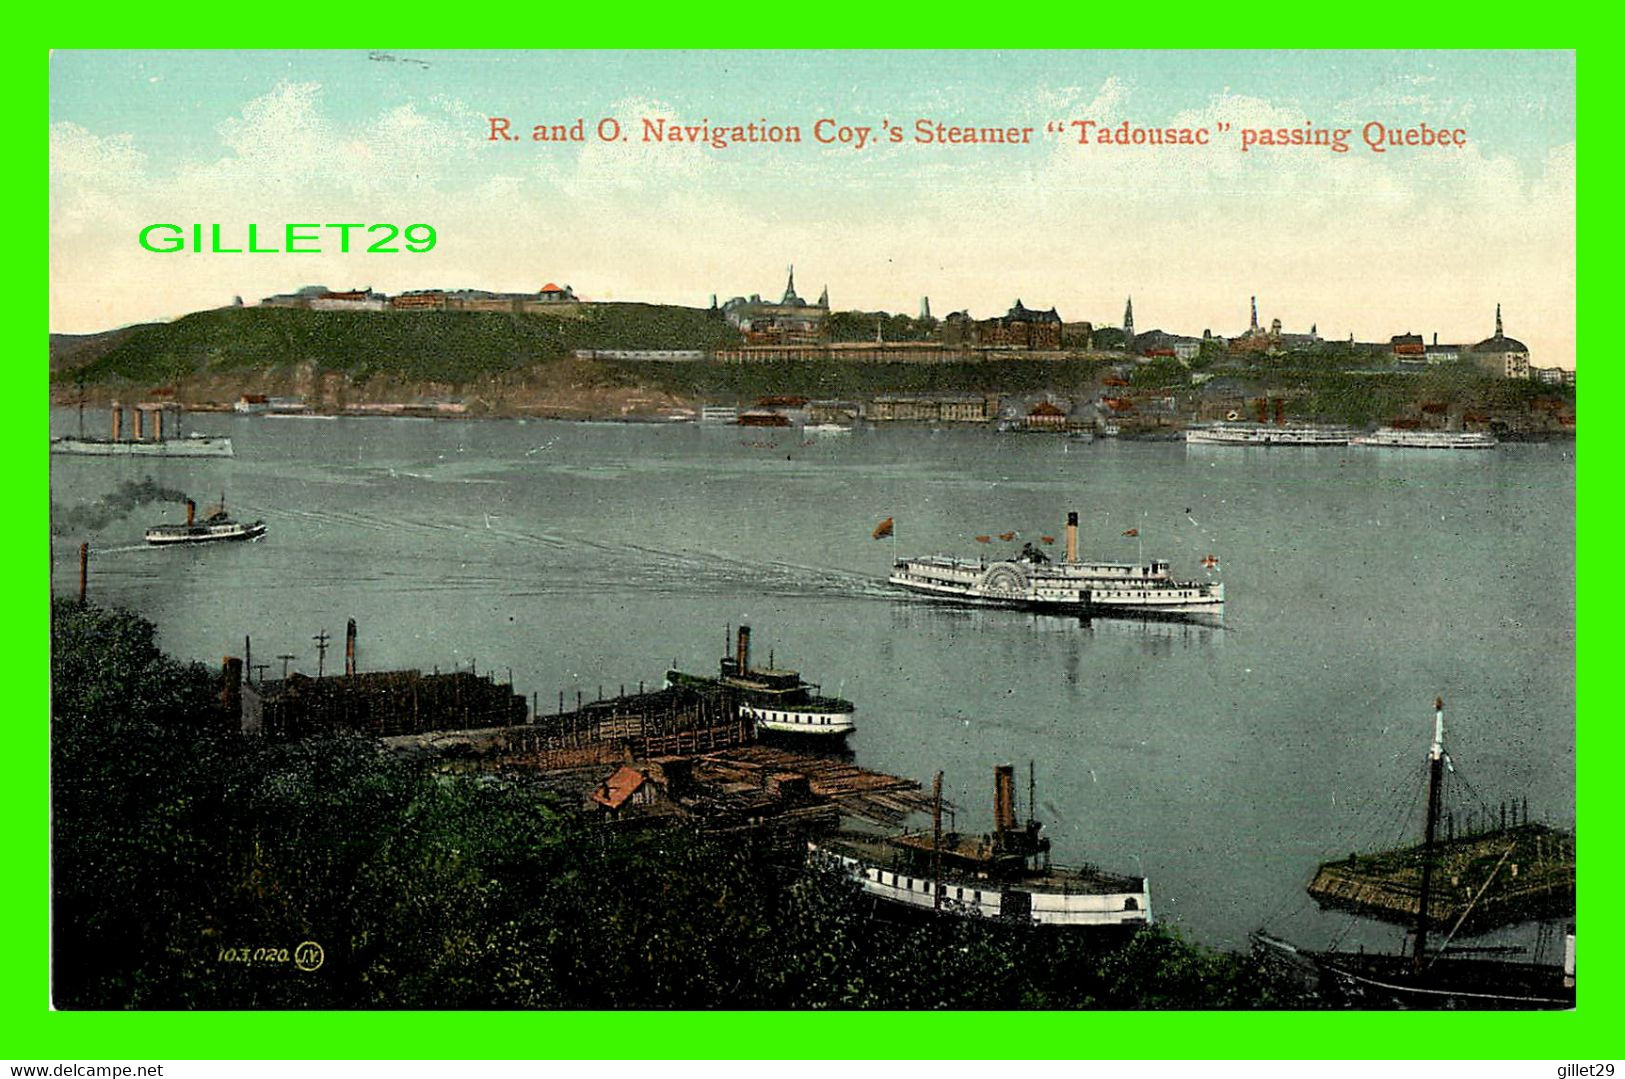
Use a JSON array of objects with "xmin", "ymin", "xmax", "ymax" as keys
[{"xmin": 49, "ymin": 50, "xmax": 1576, "ymax": 365}]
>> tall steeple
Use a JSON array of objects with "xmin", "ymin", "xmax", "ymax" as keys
[
  {"xmin": 782, "ymin": 265, "xmax": 799, "ymax": 304},
  {"xmin": 1495, "ymin": 303, "xmax": 1503, "ymax": 338},
  {"xmin": 817, "ymin": 284, "xmax": 829, "ymax": 309},
  {"xmin": 1250, "ymin": 295, "xmax": 1260, "ymax": 333},
  {"xmin": 1123, "ymin": 296, "xmax": 1135, "ymax": 349}
]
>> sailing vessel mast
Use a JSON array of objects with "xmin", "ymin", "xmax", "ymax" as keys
[{"xmin": 1413, "ymin": 697, "xmax": 1447, "ymax": 971}]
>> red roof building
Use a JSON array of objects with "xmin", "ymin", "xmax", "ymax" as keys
[{"xmin": 591, "ymin": 765, "xmax": 659, "ymax": 812}]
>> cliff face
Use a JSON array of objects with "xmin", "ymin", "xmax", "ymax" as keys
[{"xmin": 48, "ymin": 307, "xmax": 1575, "ymax": 431}]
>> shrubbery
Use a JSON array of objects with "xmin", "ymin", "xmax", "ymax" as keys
[{"xmin": 51, "ymin": 599, "xmax": 1283, "ymax": 1009}]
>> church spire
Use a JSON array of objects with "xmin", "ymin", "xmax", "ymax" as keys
[
  {"xmin": 782, "ymin": 265, "xmax": 798, "ymax": 305},
  {"xmin": 1495, "ymin": 303, "xmax": 1503, "ymax": 337},
  {"xmin": 1250, "ymin": 295, "xmax": 1259, "ymax": 333},
  {"xmin": 1123, "ymin": 295, "xmax": 1135, "ymax": 348}
]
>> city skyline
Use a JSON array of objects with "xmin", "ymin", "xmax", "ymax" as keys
[{"xmin": 50, "ymin": 50, "xmax": 1575, "ymax": 365}]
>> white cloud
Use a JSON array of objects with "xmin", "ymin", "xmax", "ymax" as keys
[{"xmin": 49, "ymin": 77, "xmax": 1576, "ymax": 364}]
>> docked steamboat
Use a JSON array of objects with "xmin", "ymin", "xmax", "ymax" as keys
[
  {"xmin": 53, "ymin": 402, "xmax": 233, "ymax": 457},
  {"xmin": 811, "ymin": 764, "xmax": 1151, "ymax": 929},
  {"xmin": 665, "ymin": 626, "xmax": 856, "ymax": 737},
  {"xmin": 888, "ymin": 511, "xmax": 1222, "ymax": 618},
  {"xmin": 1184, "ymin": 422, "xmax": 1357, "ymax": 446},
  {"xmin": 1351, "ymin": 428, "xmax": 1499, "ymax": 450}
]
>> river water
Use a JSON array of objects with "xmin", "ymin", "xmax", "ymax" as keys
[{"xmin": 48, "ymin": 411, "xmax": 1576, "ymax": 951}]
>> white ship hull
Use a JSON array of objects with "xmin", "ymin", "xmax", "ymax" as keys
[
  {"xmin": 1185, "ymin": 423, "xmax": 1355, "ymax": 446},
  {"xmin": 810, "ymin": 841, "xmax": 1151, "ymax": 929},
  {"xmin": 52, "ymin": 435, "xmax": 235, "ymax": 457},
  {"xmin": 742, "ymin": 702, "xmax": 856, "ymax": 735},
  {"xmin": 1352, "ymin": 428, "xmax": 1498, "ymax": 449},
  {"xmin": 890, "ymin": 556, "xmax": 1223, "ymax": 616},
  {"xmin": 145, "ymin": 520, "xmax": 266, "ymax": 545}
]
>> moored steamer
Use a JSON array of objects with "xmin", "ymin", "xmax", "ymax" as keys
[
  {"xmin": 52, "ymin": 402, "xmax": 234, "ymax": 457},
  {"xmin": 888, "ymin": 511, "xmax": 1223, "ymax": 619},
  {"xmin": 810, "ymin": 765, "xmax": 1151, "ymax": 929},
  {"xmin": 1185, "ymin": 422, "xmax": 1356, "ymax": 446},
  {"xmin": 666, "ymin": 626, "xmax": 856, "ymax": 737},
  {"xmin": 1352, "ymin": 428, "xmax": 1499, "ymax": 450}
]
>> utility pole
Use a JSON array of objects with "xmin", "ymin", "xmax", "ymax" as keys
[
  {"xmin": 313, "ymin": 631, "xmax": 330, "ymax": 678},
  {"xmin": 932, "ymin": 771, "xmax": 944, "ymax": 911},
  {"xmin": 251, "ymin": 663, "xmax": 269, "ymax": 685},
  {"xmin": 277, "ymin": 654, "xmax": 296, "ymax": 680}
]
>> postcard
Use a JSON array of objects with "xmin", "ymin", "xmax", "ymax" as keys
[{"xmin": 44, "ymin": 48, "xmax": 1576, "ymax": 1039}]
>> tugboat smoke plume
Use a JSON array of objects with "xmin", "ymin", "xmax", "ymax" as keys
[{"xmin": 50, "ymin": 477, "xmax": 189, "ymax": 535}]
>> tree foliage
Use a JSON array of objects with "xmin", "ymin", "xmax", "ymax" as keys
[{"xmin": 51, "ymin": 600, "xmax": 1284, "ymax": 1009}]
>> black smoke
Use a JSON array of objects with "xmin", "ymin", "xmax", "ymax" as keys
[{"xmin": 51, "ymin": 477, "xmax": 190, "ymax": 536}]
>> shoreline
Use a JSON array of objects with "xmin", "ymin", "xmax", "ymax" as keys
[{"xmin": 49, "ymin": 395, "xmax": 1578, "ymax": 442}]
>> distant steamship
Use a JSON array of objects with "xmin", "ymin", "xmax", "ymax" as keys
[
  {"xmin": 888, "ymin": 511, "xmax": 1223, "ymax": 618},
  {"xmin": 52, "ymin": 402, "xmax": 233, "ymax": 457}
]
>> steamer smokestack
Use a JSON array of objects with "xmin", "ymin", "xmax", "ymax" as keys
[
  {"xmin": 345, "ymin": 618, "xmax": 357, "ymax": 677},
  {"xmin": 1065, "ymin": 511, "xmax": 1078, "ymax": 564},
  {"xmin": 994, "ymin": 763, "xmax": 1017, "ymax": 833},
  {"xmin": 736, "ymin": 625, "xmax": 751, "ymax": 674}
]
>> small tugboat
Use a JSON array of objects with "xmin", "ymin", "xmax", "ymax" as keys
[
  {"xmin": 666, "ymin": 625, "xmax": 855, "ymax": 736},
  {"xmin": 888, "ymin": 510, "xmax": 1222, "ymax": 619},
  {"xmin": 810, "ymin": 764, "xmax": 1151, "ymax": 929},
  {"xmin": 145, "ymin": 497, "xmax": 266, "ymax": 546},
  {"xmin": 1252, "ymin": 698, "xmax": 1575, "ymax": 1009}
]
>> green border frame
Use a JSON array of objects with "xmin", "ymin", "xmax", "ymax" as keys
[{"xmin": 22, "ymin": 36, "xmax": 1603, "ymax": 1060}]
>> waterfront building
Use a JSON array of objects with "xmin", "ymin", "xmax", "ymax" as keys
[
  {"xmin": 869, "ymin": 393, "xmax": 996, "ymax": 423},
  {"xmin": 1024, "ymin": 399, "xmax": 1069, "ymax": 430}
]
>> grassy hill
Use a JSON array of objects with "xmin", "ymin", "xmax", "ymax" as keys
[
  {"xmin": 54, "ymin": 304, "xmax": 741, "ymax": 388},
  {"xmin": 49, "ymin": 323, "xmax": 164, "ymax": 375}
]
